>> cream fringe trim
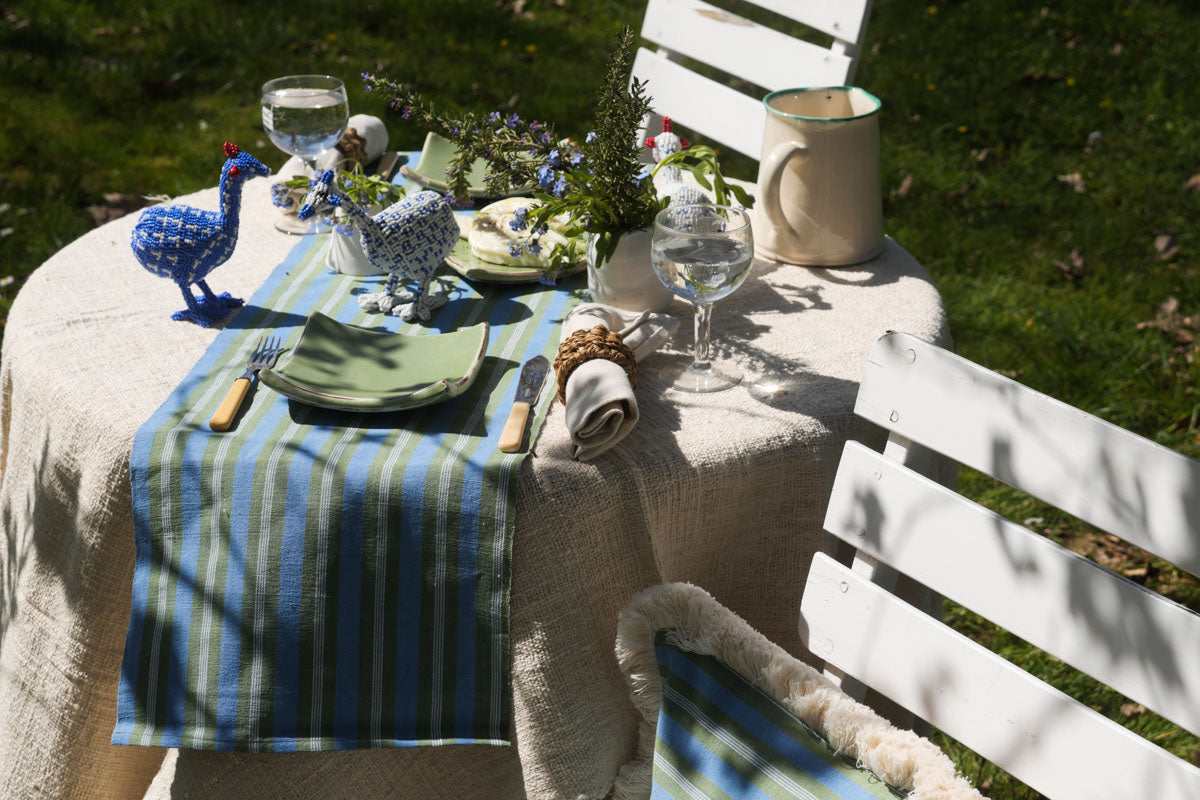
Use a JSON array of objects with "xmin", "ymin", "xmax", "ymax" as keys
[{"xmin": 612, "ymin": 583, "xmax": 983, "ymax": 800}]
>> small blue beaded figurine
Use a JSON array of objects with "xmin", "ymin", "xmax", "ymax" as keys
[
  {"xmin": 298, "ymin": 170, "xmax": 459, "ymax": 323},
  {"xmin": 131, "ymin": 142, "xmax": 270, "ymax": 326}
]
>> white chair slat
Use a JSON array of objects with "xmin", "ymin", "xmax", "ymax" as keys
[
  {"xmin": 742, "ymin": 0, "xmax": 871, "ymax": 43},
  {"xmin": 801, "ymin": 554, "xmax": 1200, "ymax": 800},
  {"xmin": 854, "ymin": 332, "xmax": 1200, "ymax": 578},
  {"xmin": 825, "ymin": 440, "xmax": 1200, "ymax": 737},
  {"xmin": 640, "ymin": 0, "xmax": 852, "ymax": 93},
  {"xmin": 631, "ymin": 48, "xmax": 766, "ymax": 158}
]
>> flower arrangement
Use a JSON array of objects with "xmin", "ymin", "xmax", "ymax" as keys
[
  {"xmin": 280, "ymin": 162, "xmax": 406, "ymax": 235},
  {"xmin": 363, "ymin": 25, "xmax": 750, "ymax": 278}
]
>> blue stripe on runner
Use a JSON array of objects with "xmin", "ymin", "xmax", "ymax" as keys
[
  {"xmin": 657, "ymin": 712, "xmax": 772, "ymax": 800},
  {"xmin": 657, "ymin": 644, "xmax": 882, "ymax": 800},
  {"xmin": 452, "ymin": 285, "xmax": 573, "ymax": 734},
  {"xmin": 114, "ymin": 232, "xmax": 318, "ymax": 746}
]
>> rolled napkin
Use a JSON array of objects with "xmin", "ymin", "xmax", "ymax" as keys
[
  {"xmin": 555, "ymin": 303, "xmax": 678, "ymax": 461},
  {"xmin": 270, "ymin": 114, "xmax": 391, "ymax": 215}
]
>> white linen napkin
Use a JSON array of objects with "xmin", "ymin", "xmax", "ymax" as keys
[{"xmin": 558, "ymin": 303, "xmax": 678, "ymax": 461}]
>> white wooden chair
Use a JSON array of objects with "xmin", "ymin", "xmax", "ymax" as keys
[
  {"xmin": 633, "ymin": 0, "xmax": 873, "ymax": 159},
  {"xmin": 799, "ymin": 331, "xmax": 1200, "ymax": 799}
]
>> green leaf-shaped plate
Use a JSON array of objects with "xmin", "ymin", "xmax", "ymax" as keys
[
  {"xmin": 400, "ymin": 131, "xmax": 532, "ymax": 198},
  {"xmin": 259, "ymin": 312, "xmax": 490, "ymax": 412},
  {"xmin": 443, "ymin": 237, "xmax": 586, "ymax": 284}
]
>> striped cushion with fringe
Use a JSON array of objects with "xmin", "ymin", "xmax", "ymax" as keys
[{"xmin": 614, "ymin": 583, "xmax": 982, "ymax": 800}]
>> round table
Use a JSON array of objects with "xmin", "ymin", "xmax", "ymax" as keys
[{"xmin": 0, "ymin": 177, "xmax": 947, "ymax": 799}]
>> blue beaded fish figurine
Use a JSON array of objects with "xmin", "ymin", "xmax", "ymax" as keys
[
  {"xmin": 298, "ymin": 170, "xmax": 459, "ymax": 324},
  {"xmin": 131, "ymin": 142, "xmax": 270, "ymax": 326}
]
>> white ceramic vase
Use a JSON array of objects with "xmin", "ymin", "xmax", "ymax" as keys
[
  {"xmin": 324, "ymin": 227, "xmax": 383, "ymax": 276},
  {"xmin": 586, "ymin": 229, "xmax": 674, "ymax": 313}
]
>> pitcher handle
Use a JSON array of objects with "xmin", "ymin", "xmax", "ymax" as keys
[{"xmin": 761, "ymin": 139, "xmax": 808, "ymax": 254}]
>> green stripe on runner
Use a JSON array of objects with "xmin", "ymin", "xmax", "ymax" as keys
[
  {"xmin": 657, "ymin": 638, "xmax": 897, "ymax": 800},
  {"xmin": 133, "ymin": 238, "xmax": 328, "ymax": 745},
  {"xmin": 415, "ymin": 281, "xmax": 559, "ymax": 739},
  {"xmin": 653, "ymin": 737, "xmax": 736, "ymax": 800}
]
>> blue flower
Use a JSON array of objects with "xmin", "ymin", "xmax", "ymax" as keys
[
  {"xmin": 270, "ymin": 183, "xmax": 295, "ymax": 209},
  {"xmin": 529, "ymin": 121, "xmax": 541, "ymax": 132},
  {"xmin": 527, "ymin": 240, "xmax": 542, "ymax": 255},
  {"xmin": 509, "ymin": 244, "xmax": 522, "ymax": 257},
  {"xmin": 508, "ymin": 216, "xmax": 527, "ymax": 232},
  {"xmin": 532, "ymin": 223, "xmax": 548, "ymax": 236},
  {"xmin": 506, "ymin": 113, "xmax": 520, "ymax": 128},
  {"xmin": 400, "ymin": 105, "xmax": 412, "ymax": 120},
  {"xmin": 540, "ymin": 132, "xmax": 552, "ymax": 144},
  {"xmin": 547, "ymin": 149, "xmax": 561, "ymax": 167},
  {"xmin": 537, "ymin": 164, "xmax": 556, "ymax": 190},
  {"xmin": 570, "ymin": 151, "xmax": 586, "ymax": 167},
  {"xmin": 488, "ymin": 111, "xmax": 501, "ymax": 123},
  {"xmin": 450, "ymin": 124, "xmax": 460, "ymax": 136},
  {"xmin": 585, "ymin": 131, "xmax": 598, "ymax": 143},
  {"xmin": 552, "ymin": 176, "xmax": 567, "ymax": 197}
]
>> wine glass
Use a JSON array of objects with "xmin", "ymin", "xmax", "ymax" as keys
[
  {"xmin": 651, "ymin": 203, "xmax": 754, "ymax": 392},
  {"xmin": 261, "ymin": 75, "xmax": 349, "ymax": 235}
]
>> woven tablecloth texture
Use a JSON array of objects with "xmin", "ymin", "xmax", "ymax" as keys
[{"xmin": 0, "ymin": 176, "xmax": 948, "ymax": 799}]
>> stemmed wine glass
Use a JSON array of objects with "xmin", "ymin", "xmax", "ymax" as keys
[
  {"xmin": 650, "ymin": 203, "xmax": 754, "ymax": 392},
  {"xmin": 260, "ymin": 75, "xmax": 349, "ymax": 235}
]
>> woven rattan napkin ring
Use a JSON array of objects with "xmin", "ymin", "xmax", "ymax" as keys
[{"xmin": 553, "ymin": 324, "xmax": 637, "ymax": 403}]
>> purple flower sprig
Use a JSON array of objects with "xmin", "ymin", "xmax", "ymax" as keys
[{"xmin": 361, "ymin": 73, "xmax": 566, "ymax": 202}]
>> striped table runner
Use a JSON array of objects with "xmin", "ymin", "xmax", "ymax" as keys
[
  {"xmin": 651, "ymin": 632, "xmax": 901, "ymax": 800},
  {"xmin": 114, "ymin": 230, "xmax": 577, "ymax": 751}
]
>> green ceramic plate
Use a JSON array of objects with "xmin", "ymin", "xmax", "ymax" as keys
[
  {"xmin": 259, "ymin": 312, "xmax": 490, "ymax": 412},
  {"xmin": 443, "ymin": 237, "xmax": 583, "ymax": 284},
  {"xmin": 400, "ymin": 131, "xmax": 532, "ymax": 198}
]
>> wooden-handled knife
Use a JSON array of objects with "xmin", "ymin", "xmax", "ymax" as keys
[{"xmin": 498, "ymin": 354, "xmax": 550, "ymax": 453}]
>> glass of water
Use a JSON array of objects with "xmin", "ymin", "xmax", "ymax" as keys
[
  {"xmin": 261, "ymin": 74, "xmax": 349, "ymax": 234},
  {"xmin": 651, "ymin": 203, "xmax": 754, "ymax": 392}
]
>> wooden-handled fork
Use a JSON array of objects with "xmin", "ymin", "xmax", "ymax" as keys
[{"xmin": 209, "ymin": 335, "xmax": 282, "ymax": 431}]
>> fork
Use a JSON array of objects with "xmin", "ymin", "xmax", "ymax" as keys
[{"xmin": 209, "ymin": 335, "xmax": 282, "ymax": 431}]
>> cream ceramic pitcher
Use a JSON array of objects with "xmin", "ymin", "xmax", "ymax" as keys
[{"xmin": 753, "ymin": 87, "xmax": 884, "ymax": 266}]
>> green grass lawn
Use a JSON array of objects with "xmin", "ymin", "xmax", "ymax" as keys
[{"xmin": 2, "ymin": 0, "xmax": 1198, "ymax": 795}]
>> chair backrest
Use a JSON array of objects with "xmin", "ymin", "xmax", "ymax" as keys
[
  {"xmin": 799, "ymin": 331, "xmax": 1200, "ymax": 799},
  {"xmin": 633, "ymin": 0, "xmax": 873, "ymax": 160}
]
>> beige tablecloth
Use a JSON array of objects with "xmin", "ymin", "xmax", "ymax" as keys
[{"xmin": 0, "ymin": 177, "xmax": 948, "ymax": 799}]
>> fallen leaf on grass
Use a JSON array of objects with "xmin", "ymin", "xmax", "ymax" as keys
[
  {"xmin": 1155, "ymin": 232, "xmax": 1180, "ymax": 260},
  {"xmin": 1185, "ymin": 174, "xmax": 1200, "ymax": 192},
  {"xmin": 972, "ymin": 148, "xmax": 990, "ymax": 164},
  {"xmin": 890, "ymin": 172, "xmax": 913, "ymax": 200},
  {"xmin": 1057, "ymin": 172, "xmax": 1087, "ymax": 193},
  {"xmin": 1020, "ymin": 69, "xmax": 1065, "ymax": 87},
  {"xmin": 1136, "ymin": 296, "xmax": 1200, "ymax": 345},
  {"xmin": 946, "ymin": 179, "xmax": 977, "ymax": 200},
  {"xmin": 86, "ymin": 193, "xmax": 152, "ymax": 226},
  {"xmin": 1120, "ymin": 703, "xmax": 1146, "ymax": 717},
  {"xmin": 1053, "ymin": 248, "xmax": 1085, "ymax": 281}
]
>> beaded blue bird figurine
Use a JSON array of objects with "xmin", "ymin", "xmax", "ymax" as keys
[
  {"xmin": 298, "ymin": 170, "xmax": 459, "ymax": 323},
  {"xmin": 131, "ymin": 142, "xmax": 270, "ymax": 326}
]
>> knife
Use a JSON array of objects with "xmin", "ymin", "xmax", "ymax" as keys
[{"xmin": 498, "ymin": 355, "xmax": 550, "ymax": 453}]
